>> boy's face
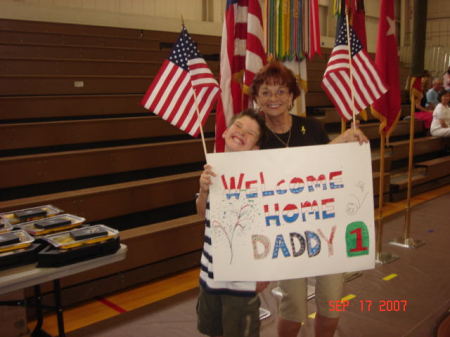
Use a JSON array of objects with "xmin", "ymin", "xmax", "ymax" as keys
[{"xmin": 223, "ymin": 116, "xmax": 261, "ymax": 152}]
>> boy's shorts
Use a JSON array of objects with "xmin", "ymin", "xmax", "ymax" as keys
[
  {"xmin": 197, "ymin": 286, "xmax": 260, "ymax": 337},
  {"xmin": 278, "ymin": 273, "xmax": 344, "ymax": 323}
]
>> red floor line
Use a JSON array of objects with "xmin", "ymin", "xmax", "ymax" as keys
[{"xmin": 96, "ymin": 297, "xmax": 128, "ymax": 313}]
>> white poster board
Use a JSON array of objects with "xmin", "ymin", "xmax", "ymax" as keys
[{"xmin": 206, "ymin": 142, "xmax": 375, "ymax": 281}]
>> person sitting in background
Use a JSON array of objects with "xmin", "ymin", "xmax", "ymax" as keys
[
  {"xmin": 443, "ymin": 66, "xmax": 450, "ymax": 92},
  {"xmin": 414, "ymin": 91, "xmax": 434, "ymax": 130},
  {"xmin": 430, "ymin": 91, "xmax": 450, "ymax": 138},
  {"xmin": 426, "ymin": 78, "xmax": 444, "ymax": 109},
  {"xmin": 421, "ymin": 71, "xmax": 432, "ymax": 94}
]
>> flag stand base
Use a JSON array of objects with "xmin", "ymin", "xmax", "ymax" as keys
[
  {"xmin": 389, "ymin": 237, "xmax": 425, "ymax": 249},
  {"xmin": 375, "ymin": 251, "xmax": 399, "ymax": 264}
]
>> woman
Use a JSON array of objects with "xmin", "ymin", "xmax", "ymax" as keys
[
  {"xmin": 414, "ymin": 91, "xmax": 434, "ymax": 130},
  {"xmin": 250, "ymin": 61, "xmax": 368, "ymax": 337},
  {"xmin": 430, "ymin": 91, "xmax": 450, "ymax": 138},
  {"xmin": 443, "ymin": 66, "xmax": 450, "ymax": 92}
]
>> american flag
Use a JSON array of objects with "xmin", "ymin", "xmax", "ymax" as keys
[
  {"xmin": 140, "ymin": 26, "xmax": 220, "ymax": 137},
  {"xmin": 215, "ymin": 0, "xmax": 266, "ymax": 152},
  {"xmin": 321, "ymin": 20, "xmax": 387, "ymax": 121}
]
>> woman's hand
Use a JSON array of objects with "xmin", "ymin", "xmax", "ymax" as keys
[
  {"xmin": 344, "ymin": 126, "xmax": 369, "ymax": 144},
  {"xmin": 330, "ymin": 122, "xmax": 369, "ymax": 145}
]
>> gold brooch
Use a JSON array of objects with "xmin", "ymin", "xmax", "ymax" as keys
[{"xmin": 300, "ymin": 125, "xmax": 306, "ymax": 135}]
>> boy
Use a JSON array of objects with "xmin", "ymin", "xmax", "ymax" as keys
[{"xmin": 196, "ymin": 109, "xmax": 268, "ymax": 337}]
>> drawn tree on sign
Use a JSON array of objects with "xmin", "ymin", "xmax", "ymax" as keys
[{"xmin": 213, "ymin": 203, "xmax": 254, "ymax": 264}]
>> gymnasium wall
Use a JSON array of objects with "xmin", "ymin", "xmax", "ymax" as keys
[{"xmin": 0, "ymin": 0, "xmax": 391, "ymax": 53}]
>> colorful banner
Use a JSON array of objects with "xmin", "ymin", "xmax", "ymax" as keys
[
  {"xmin": 207, "ymin": 142, "xmax": 375, "ymax": 281},
  {"xmin": 265, "ymin": 0, "xmax": 320, "ymax": 60}
]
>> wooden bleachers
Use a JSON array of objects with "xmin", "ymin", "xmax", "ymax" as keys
[
  {"xmin": 1, "ymin": 18, "xmax": 449, "ymax": 307},
  {"xmin": 385, "ymin": 118, "xmax": 449, "ymax": 200},
  {"xmin": 389, "ymin": 153, "xmax": 450, "ymax": 201},
  {"xmin": 388, "ymin": 136, "xmax": 447, "ymax": 161},
  {"xmin": 0, "ymin": 115, "xmax": 215, "ymax": 151},
  {"xmin": 0, "ymin": 18, "xmax": 222, "ymax": 302},
  {"xmin": 0, "ymin": 171, "xmax": 200, "ymax": 222},
  {"xmin": 0, "ymin": 94, "xmax": 146, "ymax": 120},
  {"xmin": 0, "ymin": 139, "xmax": 215, "ymax": 188},
  {"xmin": 324, "ymin": 111, "xmax": 448, "ymax": 202}
]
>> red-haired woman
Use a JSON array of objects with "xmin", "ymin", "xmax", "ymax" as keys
[{"xmin": 250, "ymin": 61, "xmax": 368, "ymax": 337}]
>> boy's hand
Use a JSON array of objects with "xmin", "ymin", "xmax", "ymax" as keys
[
  {"xmin": 199, "ymin": 164, "xmax": 216, "ymax": 195},
  {"xmin": 256, "ymin": 281, "xmax": 270, "ymax": 293}
]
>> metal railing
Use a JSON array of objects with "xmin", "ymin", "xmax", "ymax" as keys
[{"xmin": 400, "ymin": 45, "xmax": 450, "ymax": 77}]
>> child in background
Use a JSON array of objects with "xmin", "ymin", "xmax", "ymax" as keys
[
  {"xmin": 196, "ymin": 109, "xmax": 269, "ymax": 337},
  {"xmin": 430, "ymin": 91, "xmax": 450, "ymax": 138}
]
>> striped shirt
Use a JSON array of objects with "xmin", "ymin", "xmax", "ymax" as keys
[{"xmin": 199, "ymin": 199, "xmax": 257, "ymax": 296}]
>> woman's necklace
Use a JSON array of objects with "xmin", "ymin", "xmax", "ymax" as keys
[
  {"xmin": 270, "ymin": 128, "xmax": 292, "ymax": 147},
  {"xmin": 267, "ymin": 115, "xmax": 292, "ymax": 147}
]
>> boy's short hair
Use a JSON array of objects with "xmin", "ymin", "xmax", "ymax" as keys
[{"xmin": 229, "ymin": 109, "xmax": 267, "ymax": 147}]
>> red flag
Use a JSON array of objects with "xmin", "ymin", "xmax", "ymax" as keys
[
  {"xmin": 321, "ymin": 19, "xmax": 387, "ymax": 121},
  {"xmin": 215, "ymin": 0, "xmax": 266, "ymax": 152},
  {"xmin": 309, "ymin": 0, "xmax": 322, "ymax": 59},
  {"xmin": 350, "ymin": 0, "xmax": 367, "ymax": 50},
  {"xmin": 371, "ymin": 0, "xmax": 401, "ymax": 137},
  {"xmin": 140, "ymin": 26, "xmax": 219, "ymax": 137}
]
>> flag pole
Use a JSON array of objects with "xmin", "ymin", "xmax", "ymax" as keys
[
  {"xmin": 181, "ymin": 20, "xmax": 208, "ymax": 160},
  {"xmin": 344, "ymin": 11, "xmax": 357, "ymax": 132},
  {"xmin": 191, "ymin": 84, "xmax": 209, "ymax": 161},
  {"xmin": 390, "ymin": 0, "xmax": 427, "ymax": 249},
  {"xmin": 389, "ymin": 77, "xmax": 424, "ymax": 249},
  {"xmin": 340, "ymin": 118, "xmax": 346, "ymax": 133},
  {"xmin": 376, "ymin": 133, "xmax": 386, "ymax": 259},
  {"xmin": 345, "ymin": 7, "xmax": 395, "ymax": 263},
  {"xmin": 404, "ymin": 86, "xmax": 415, "ymax": 233},
  {"xmin": 375, "ymin": 130, "xmax": 398, "ymax": 263}
]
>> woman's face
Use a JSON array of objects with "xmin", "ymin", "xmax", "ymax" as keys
[
  {"xmin": 255, "ymin": 82, "xmax": 293, "ymax": 119},
  {"xmin": 441, "ymin": 92, "xmax": 450, "ymax": 105}
]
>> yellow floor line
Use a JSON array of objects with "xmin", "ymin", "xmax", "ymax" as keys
[
  {"xmin": 382, "ymin": 273, "xmax": 398, "ymax": 281},
  {"xmin": 341, "ymin": 294, "xmax": 357, "ymax": 302}
]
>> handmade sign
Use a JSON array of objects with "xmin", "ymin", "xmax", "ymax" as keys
[{"xmin": 206, "ymin": 142, "xmax": 375, "ymax": 281}]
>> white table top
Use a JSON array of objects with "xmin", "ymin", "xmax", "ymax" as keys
[{"xmin": 0, "ymin": 244, "xmax": 127, "ymax": 295}]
